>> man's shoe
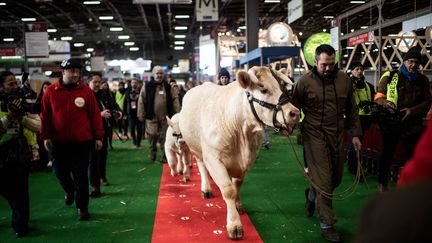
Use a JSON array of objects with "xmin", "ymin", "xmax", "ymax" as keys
[
  {"xmin": 150, "ymin": 153, "xmax": 156, "ymax": 161},
  {"xmin": 65, "ymin": 192, "xmax": 74, "ymax": 206},
  {"xmin": 101, "ymin": 179, "xmax": 110, "ymax": 186},
  {"xmin": 320, "ymin": 227, "xmax": 342, "ymax": 242},
  {"xmin": 90, "ymin": 188, "xmax": 101, "ymax": 198},
  {"xmin": 78, "ymin": 209, "xmax": 90, "ymax": 221},
  {"xmin": 304, "ymin": 188, "xmax": 315, "ymax": 217}
]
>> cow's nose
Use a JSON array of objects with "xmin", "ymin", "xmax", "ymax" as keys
[
  {"xmin": 289, "ymin": 110, "xmax": 299, "ymax": 118},
  {"xmin": 179, "ymin": 140, "xmax": 186, "ymax": 145}
]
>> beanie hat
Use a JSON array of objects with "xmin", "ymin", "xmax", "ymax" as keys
[
  {"xmin": 403, "ymin": 47, "xmax": 422, "ymax": 61},
  {"xmin": 350, "ymin": 61, "xmax": 364, "ymax": 70},
  {"xmin": 218, "ymin": 68, "xmax": 230, "ymax": 80}
]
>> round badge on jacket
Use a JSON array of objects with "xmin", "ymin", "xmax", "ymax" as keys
[{"xmin": 74, "ymin": 97, "xmax": 85, "ymax": 107}]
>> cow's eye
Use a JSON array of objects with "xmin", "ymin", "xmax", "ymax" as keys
[{"xmin": 261, "ymin": 89, "xmax": 268, "ymax": 94}]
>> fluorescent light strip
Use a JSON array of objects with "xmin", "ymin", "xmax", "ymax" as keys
[
  {"xmin": 86, "ymin": 48, "xmax": 94, "ymax": 52},
  {"xmin": 3, "ymin": 38, "xmax": 14, "ymax": 42},
  {"xmin": 174, "ymin": 35, "xmax": 186, "ymax": 39},
  {"xmin": 61, "ymin": 36, "xmax": 73, "ymax": 41},
  {"xmin": 83, "ymin": 1, "xmax": 100, "ymax": 4},
  {"xmin": 124, "ymin": 42, "xmax": 135, "ymax": 46},
  {"xmin": 118, "ymin": 35, "xmax": 130, "ymax": 40},
  {"xmin": 175, "ymin": 15, "xmax": 190, "ymax": 19},
  {"xmin": 21, "ymin": 18, "xmax": 36, "ymax": 22},
  {"xmin": 47, "ymin": 28, "xmax": 57, "ymax": 33},
  {"xmin": 174, "ymin": 41, "xmax": 185, "ymax": 45},
  {"xmin": 129, "ymin": 47, "xmax": 139, "ymax": 51},
  {"xmin": 99, "ymin": 16, "xmax": 114, "ymax": 20},
  {"xmin": 0, "ymin": 3, "xmax": 6, "ymax": 6},
  {"xmin": 360, "ymin": 26, "xmax": 368, "ymax": 29},
  {"xmin": 174, "ymin": 26, "xmax": 188, "ymax": 30},
  {"xmin": 350, "ymin": 0, "xmax": 365, "ymax": 3},
  {"xmin": 74, "ymin": 43, "xmax": 85, "ymax": 47},
  {"xmin": 110, "ymin": 27, "xmax": 123, "ymax": 32},
  {"xmin": 174, "ymin": 46, "xmax": 184, "ymax": 50},
  {"xmin": 264, "ymin": 0, "xmax": 280, "ymax": 2},
  {"xmin": 324, "ymin": 16, "xmax": 334, "ymax": 19}
]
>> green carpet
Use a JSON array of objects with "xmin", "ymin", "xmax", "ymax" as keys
[{"xmin": 0, "ymin": 133, "xmax": 378, "ymax": 242}]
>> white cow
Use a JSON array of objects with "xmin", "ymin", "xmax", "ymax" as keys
[
  {"xmin": 179, "ymin": 66, "xmax": 300, "ymax": 239},
  {"xmin": 164, "ymin": 114, "xmax": 192, "ymax": 182}
]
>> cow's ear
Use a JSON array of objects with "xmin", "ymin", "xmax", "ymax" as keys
[
  {"xmin": 237, "ymin": 70, "xmax": 251, "ymax": 89},
  {"xmin": 166, "ymin": 116, "xmax": 173, "ymax": 127}
]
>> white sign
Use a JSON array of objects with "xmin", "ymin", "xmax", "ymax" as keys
[
  {"xmin": 196, "ymin": 0, "xmax": 218, "ymax": 22},
  {"xmin": 199, "ymin": 35, "xmax": 216, "ymax": 75},
  {"xmin": 288, "ymin": 0, "xmax": 303, "ymax": 24},
  {"xmin": 330, "ymin": 27, "xmax": 339, "ymax": 51},
  {"xmin": 402, "ymin": 13, "xmax": 432, "ymax": 32},
  {"xmin": 91, "ymin": 57, "xmax": 105, "ymax": 72}
]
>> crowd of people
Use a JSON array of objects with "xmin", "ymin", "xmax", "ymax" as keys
[{"xmin": 1, "ymin": 44, "xmax": 431, "ymax": 242}]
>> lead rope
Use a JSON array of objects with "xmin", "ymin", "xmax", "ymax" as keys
[{"xmin": 287, "ymin": 136, "xmax": 368, "ymax": 200}]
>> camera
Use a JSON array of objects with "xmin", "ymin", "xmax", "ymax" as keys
[
  {"xmin": 358, "ymin": 101, "xmax": 375, "ymax": 114},
  {"xmin": 0, "ymin": 73, "xmax": 40, "ymax": 115}
]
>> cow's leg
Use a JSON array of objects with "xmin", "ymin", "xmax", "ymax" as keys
[
  {"xmin": 232, "ymin": 177, "xmax": 245, "ymax": 214},
  {"xmin": 181, "ymin": 152, "xmax": 190, "ymax": 182},
  {"xmin": 175, "ymin": 153, "xmax": 183, "ymax": 175},
  {"xmin": 204, "ymin": 158, "xmax": 243, "ymax": 239},
  {"xmin": 165, "ymin": 148, "xmax": 178, "ymax": 177},
  {"xmin": 196, "ymin": 158, "xmax": 212, "ymax": 198}
]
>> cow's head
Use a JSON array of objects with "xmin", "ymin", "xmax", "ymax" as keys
[
  {"xmin": 237, "ymin": 66, "xmax": 300, "ymax": 134},
  {"xmin": 166, "ymin": 114, "xmax": 187, "ymax": 149}
]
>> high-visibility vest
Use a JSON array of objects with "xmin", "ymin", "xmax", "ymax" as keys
[
  {"xmin": 354, "ymin": 81, "xmax": 372, "ymax": 116},
  {"xmin": 115, "ymin": 91, "xmax": 125, "ymax": 110},
  {"xmin": 0, "ymin": 111, "xmax": 13, "ymax": 145},
  {"xmin": 381, "ymin": 71, "xmax": 399, "ymax": 108}
]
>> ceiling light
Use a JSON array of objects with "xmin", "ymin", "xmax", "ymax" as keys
[
  {"xmin": 118, "ymin": 35, "xmax": 130, "ymax": 39},
  {"xmin": 61, "ymin": 36, "xmax": 73, "ymax": 41},
  {"xmin": 124, "ymin": 42, "xmax": 135, "ymax": 46},
  {"xmin": 99, "ymin": 16, "xmax": 114, "ymax": 20},
  {"xmin": 298, "ymin": 32, "xmax": 303, "ymax": 36},
  {"xmin": 47, "ymin": 28, "xmax": 57, "ymax": 33},
  {"xmin": 129, "ymin": 47, "xmax": 139, "ymax": 51},
  {"xmin": 21, "ymin": 18, "xmax": 36, "ymax": 22},
  {"xmin": 264, "ymin": 0, "xmax": 280, "ymax": 2},
  {"xmin": 324, "ymin": 16, "xmax": 334, "ymax": 19},
  {"xmin": 360, "ymin": 26, "xmax": 368, "ymax": 29},
  {"xmin": 3, "ymin": 38, "xmax": 14, "ymax": 42},
  {"xmin": 174, "ymin": 46, "xmax": 184, "ymax": 50},
  {"xmin": 0, "ymin": 3, "xmax": 6, "ymax": 6},
  {"xmin": 110, "ymin": 27, "xmax": 123, "ymax": 32},
  {"xmin": 350, "ymin": 0, "xmax": 365, "ymax": 3},
  {"xmin": 174, "ymin": 35, "xmax": 186, "ymax": 39},
  {"xmin": 86, "ymin": 48, "xmax": 94, "ymax": 52},
  {"xmin": 83, "ymin": 1, "xmax": 100, "ymax": 4},
  {"xmin": 74, "ymin": 43, "xmax": 84, "ymax": 47},
  {"xmin": 175, "ymin": 15, "xmax": 190, "ymax": 19},
  {"xmin": 174, "ymin": 41, "xmax": 185, "ymax": 45},
  {"xmin": 174, "ymin": 26, "xmax": 188, "ymax": 30}
]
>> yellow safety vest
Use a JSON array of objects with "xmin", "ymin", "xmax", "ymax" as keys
[
  {"xmin": 0, "ymin": 111, "xmax": 13, "ymax": 145},
  {"xmin": 354, "ymin": 82, "xmax": 372, "ymax": 116},
  {"xmin": 383, "ymin": 71, "xmax": 399, "ymax": 108},
  {"xmin": 115, "ymin": 91, "xmax": 125, "ymax": 110}
]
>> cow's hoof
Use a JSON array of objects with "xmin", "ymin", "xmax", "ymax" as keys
[
  {"xmin": 227, "ymin": 226, "xmax": 243, "ymax": 239},
  {"xmin": 236, "ymin": 205, "xmax": 245, "ymax": 215},
  {"xmin": 201, "ymin": 191, "xmax": 213, "ymax": 198}
]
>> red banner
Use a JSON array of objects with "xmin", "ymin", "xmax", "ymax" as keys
[
  {"xmin": 0, "ymin": 48, "xmax": 16, "ymax": 56},
  {"xmin": 26, "ymin": 22, "xmax": 48, "ymax": 32},
  {"xmin": 348, "ymin": 31, "xmax": 374, "ymax": 46}
]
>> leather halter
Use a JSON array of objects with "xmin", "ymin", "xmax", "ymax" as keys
[{"xmin": 245, "ymin": 68, "xmax": 293, "ymax": 132}]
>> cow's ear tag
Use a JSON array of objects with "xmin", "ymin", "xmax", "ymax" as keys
[{"xmin": 237, "ymin": 71, "xmax": 250, "ymax": 89}]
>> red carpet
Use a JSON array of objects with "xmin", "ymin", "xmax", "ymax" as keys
[{"xmin": 151, "ymin": 162, "xmax": 263, "ymax": 243}]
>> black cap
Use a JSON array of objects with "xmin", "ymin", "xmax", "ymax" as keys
[
  {"xmin": 60, "ymin": 59, "xmax": 82, "ymax": 69},
  {"xmin": 403, "ymin": 47, "xmax": 422, "ymax": 61},
  {"xmin": 350, "ymin": 61, "xmax": 364, "ymax": 70},
  {"xmin": 218, "ymin": 68, "xmax": 230, "ymax": 80}
]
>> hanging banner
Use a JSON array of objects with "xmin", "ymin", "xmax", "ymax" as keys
[
  {"xmin": 288, "ymin": 0, "xmax": 303, "ymax": 24},
  {"xmin": 196, "ymin": 0, "xmax": 218, "ymax": 21},
  {"xmin": 348, "ymin": 31, "xmax": 374, "ymax": 47},
  {"xmin": 25, "ymin": 22, "xmax": 49, "ymax": 57}
]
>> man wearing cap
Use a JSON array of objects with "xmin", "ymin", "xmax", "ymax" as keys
[
  {"xmin": 40, "ymin": 59, "xmax": 104, "ymax": 220},
  {"xmin": 347, "ymin": 62, "xmax": 376, "ymax": 174},
  {"xmin": 374, "ymin": 46, "xmax": 431, "ymax": 192}
]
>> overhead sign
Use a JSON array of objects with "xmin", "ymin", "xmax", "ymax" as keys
[
  {"xmin": 330, "ymin": 27, "xmax": 339, "ymax": 51},
  {"xmin": 0, "ymin": 48, "xmax": 17, "ymax": 56},
  {"xmin": 133, "ymin": 0, "xmax": 192, "ymax": 4},
  {"xmin": 288, "ymin": 0, "xmax": 303, "ymax": 24},
  {"xmin": 196, "ymin": 0, "xmax": 218, "ymax": 22},
  {"xmin": 402, "ymin": 13, "xmax": 432, "ymax": 32},
  {"xmin": 426, "ymin": 26, "xmax": 432, "ymax": 45},
  {"xmin": 25, "ymin": 22, "xmax": 49, "ymax": 57},
  {"xmin": 348, "ymin": 31, "xmax": 374, "ymax": 46}
]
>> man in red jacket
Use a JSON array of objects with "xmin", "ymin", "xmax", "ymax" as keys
[{"xmin": 40, "ymin": 59, "xmax": 103, "ymax": 221}]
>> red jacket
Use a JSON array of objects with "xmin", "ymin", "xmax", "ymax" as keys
[
  {"xmin": 398, "ymin": 118, "xmax": 432, "ymax": 186},
  {"xmin": 40, "ymin": 79, "xmax": 104, "ymax": 142}
]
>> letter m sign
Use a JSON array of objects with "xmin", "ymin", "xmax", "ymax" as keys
[{"xmin": 196, "ymin": 0, "xmax": 218, "ymax": 22}]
